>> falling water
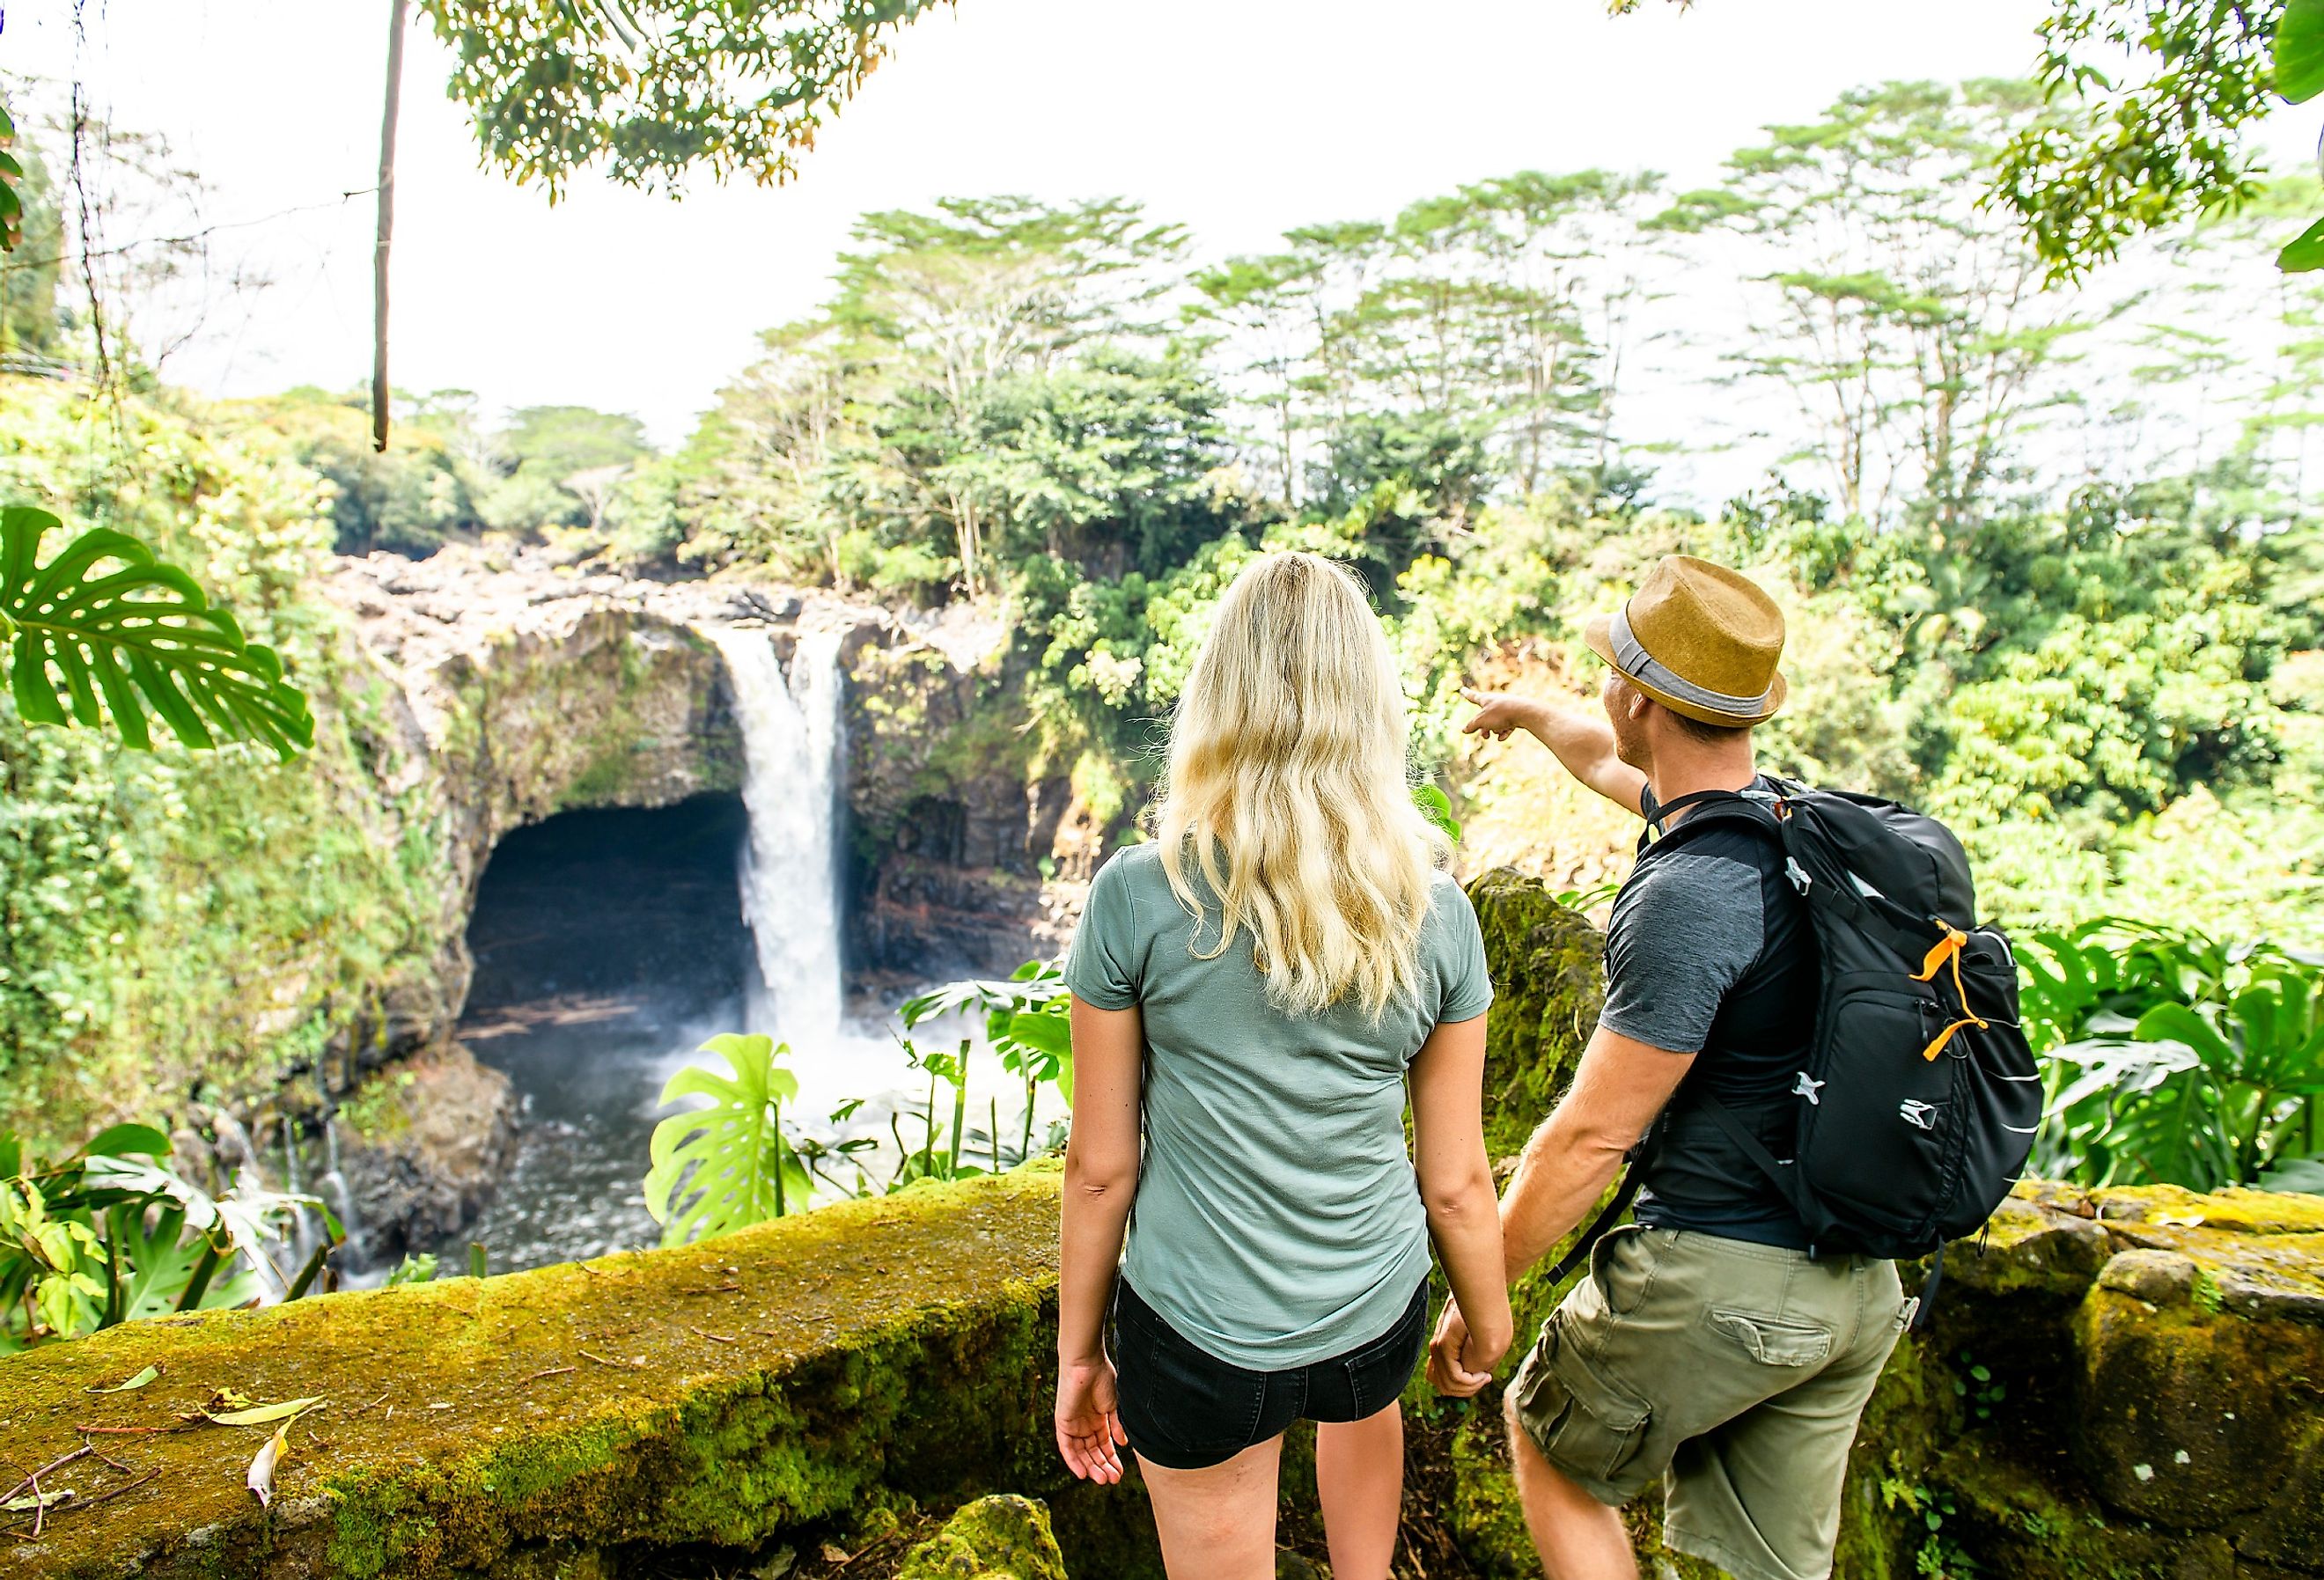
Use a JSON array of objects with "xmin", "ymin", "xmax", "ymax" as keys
[{"xmin": 710, "ymin": 627, "xmax": 846, "ymax": 1052}]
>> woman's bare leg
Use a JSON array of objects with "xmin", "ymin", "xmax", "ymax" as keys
[
  {"xmin": 1317, "ymin": 1400, "xmax": 1405, "ymax": 1579},
  {"xmin": 1138, "ymin": 1435, "xmax": 1284, "ymax": 1580}
]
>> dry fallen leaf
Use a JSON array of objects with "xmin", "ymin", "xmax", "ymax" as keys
[
  {"xmin": 2, "ymin": 1490, "xmax": 71, "ymax": 1513},
  {"xmin": 247, "ymin": 1421, "xmax": 291, "ymax": 1507},
  {"xmin": 210, "ymin": 1396, "xmax": 324, "ymax": 1427}
]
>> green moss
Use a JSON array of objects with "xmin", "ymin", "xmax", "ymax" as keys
[
  {"xmin": 2095, "ymin": 1183, "xmax": 2324, "ymax": 1238},
  {"xmin": 0, "ymin": 1168, "xmax": 1071, "ymax": 1579},
  {"xmin": 896, "ymin": 1495, "xmax": 1065, "ymax": 1580},
  {"xmin": 335, "ymin": 1066, "xmax": 418, "ymax": 1142},
  {"xmin": 1465, "ymin": 869, "xmax": 1603, "ymax": 1160}
]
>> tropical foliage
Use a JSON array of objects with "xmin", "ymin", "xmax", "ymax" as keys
[
  {"xmin": 2024, "ymin": 922, "xmax": 2324, "ymax": 1190},
  {"xmin": 641, "ymin": 962, "xmax": 1082, "ymax": 1244},
  {"xmin": 2, "ymin": 506, "xmax": 313, "ymax": 761},
  {"xmin": 1992, "ymin": 0, "xmax": 2324, "ymax": 274},
  {"xmin": 643, "ymin": 1033, "xmax": 813, "ymax": 1245},
  {"xmin": 901, "ymin": 959, "xmax": 1075, "ymax": 1157},
  {"xmin": 0, "ymin": 1121, "xmax": 327, "ymax": 1351}
]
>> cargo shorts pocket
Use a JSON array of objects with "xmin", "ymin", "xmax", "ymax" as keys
[
  {"xmin": 1706, "ymin": 1308, "xmax": 1832, "ymax": 1368},
  {"xmin": 1511, "ymin": 1329, "xmax": 1652, "ymax": 1488}
]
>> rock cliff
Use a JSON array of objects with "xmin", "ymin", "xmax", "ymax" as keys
[{"xmin": 263, "ymin": 551, "xmax": 1078, "ymax": 1258}]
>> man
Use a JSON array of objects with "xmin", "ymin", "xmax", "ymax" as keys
[{"xmin": 1430, "ymin": 555, "xmax": 1908, "ymax": 1580}]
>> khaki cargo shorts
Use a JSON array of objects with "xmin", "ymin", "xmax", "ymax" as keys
[{"xmin": 1507, "ymin": 1224, "xmax": 1908, "ymax": 1580}]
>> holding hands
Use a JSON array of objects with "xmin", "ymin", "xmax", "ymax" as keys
[{"xmin": 1426, "ymin": 1296, "xmax": 1507, "ymax": 1399}]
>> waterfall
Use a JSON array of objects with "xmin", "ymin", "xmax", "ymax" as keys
[{"xmin": 710, "ymin": 627, "xmax": 847, "ymax": 1052}]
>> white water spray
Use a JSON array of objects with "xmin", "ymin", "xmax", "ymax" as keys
[{"xmin": 710, "ymin": 627, "xmax": 846, "ymax": 1052}]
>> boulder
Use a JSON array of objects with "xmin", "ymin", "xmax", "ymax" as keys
[
  {"xmin": 897, "ymin": 1495, "xmax": 1068, "ymax": 1580},
  {"xmin": 330, "ymin": 1042, "xmax": 522, "ymax": 1266}
]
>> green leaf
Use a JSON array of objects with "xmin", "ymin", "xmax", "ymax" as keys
[
  {"xmin": 80, "ymin": 1123, "xmax": 172, "ymax": 1161},
  {"xmin": 643, "ymin": 1034, "xmax": 803, "ymax": 1245},
  {"xmin": 85, "ymin": 1363, "xmax": 160, "ymax": 1393},
  {"xmin": 1002, "ymin": 1007, "xmax": 1072, "ymax": 1062},
  {"xmin": 2276, "ymin": 0, "xmax": 2324, "ymax": 102},
  {"xmin": 1412, "ymin": 783, "xmax": 1463, "ymax": 842},
  {"xmin": 2261, "ymin": 1157, "xmax": 2324, "ymax": 1194},
  {"xmin": 2278, "ymin": 215, "xmax": 2324, "ymax": 273},
  {"xmin": 0, "ymin": 506, "xmax": 314, "ymax": 759},
  {"xmin": 0, "ymin": 99, "xmax": 18, "ymax": 254}
]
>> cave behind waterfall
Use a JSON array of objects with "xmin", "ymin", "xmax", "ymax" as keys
[{"xmin": 453, "ymin": 793, "xmax": 754, "ymax": 1271}]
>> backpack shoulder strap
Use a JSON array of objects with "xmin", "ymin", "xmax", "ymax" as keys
[
  {"xmin": 1639, "ymin": 787, "xmax": 1785, "ymax": 859},
  {"xmin": 1695, "ymin": 1095, "xmax": 1815, "ymax": 1221}
]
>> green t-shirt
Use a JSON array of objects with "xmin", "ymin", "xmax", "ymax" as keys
[{"xmin": 1064, "ymin": 842, "xmax": 1493, "ymax": 1370}]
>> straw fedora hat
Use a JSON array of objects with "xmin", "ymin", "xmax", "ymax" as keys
[{"xmin": 1583, "ymin": 555, "xmax": 1788, "ymax": 727}]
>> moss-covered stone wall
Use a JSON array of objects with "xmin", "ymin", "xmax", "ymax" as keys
[{"xmin": 0, "ymin": 1167, "xmax": 1149, "ymax": 1580}]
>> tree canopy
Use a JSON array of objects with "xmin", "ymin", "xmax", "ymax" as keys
[{"xmin": 417, "ymin": 0, "xmax": 953, "ymax": 195}]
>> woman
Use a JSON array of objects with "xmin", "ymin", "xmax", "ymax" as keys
[{"xmin": 1053, "ymin": 551, "xmax": 1512, "ymax": 1580}]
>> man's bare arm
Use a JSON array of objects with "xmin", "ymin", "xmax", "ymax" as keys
[
  {"xmin": 1461, "ymin": 686, "xmax": 1647, "ymax": 818},
  {"xmin": 1428, "ymin": 1023, "xmax": 1695, "ymax": 1381},
  {"xmin": 1498, "ymin": 1025, "xmax": 1695, "ymax": 1278}
]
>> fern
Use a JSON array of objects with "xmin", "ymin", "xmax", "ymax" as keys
[
  {"xmin": 1, "ymin": 505, "xmax": 313, "ymax": 760},
  {"xmin": 644, "ymin": 1033, "xmax": 813, "ymax": 1246}
]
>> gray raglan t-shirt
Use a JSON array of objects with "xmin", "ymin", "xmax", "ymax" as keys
[
  {"xmin": 1064, "ymin": 842, "xmax": 1494, "ymax": 1371},
  {"xmin": 1603, "ymin": 779, "xmax": 1819, "ymax": 1249}
]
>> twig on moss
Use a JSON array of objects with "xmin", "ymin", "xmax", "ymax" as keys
[
  {"xmin": 67, "ymin": 1424, "xmax": 176, "ymax": 1436},
  {"xmin": 578, "ymin": 1349, "xmax": 642, "ymax": 1370},
  {"xmin": 524, "ymin": 1365, "xmax": 577, "ymax": 1383},
  {"xmin": 0, "ymin": 1445, "xmax": 92, "ymax": 1509},
  {"xmin": 0, "ymin": 1466, "xmax": 159, "ymax": 1537},
  {"xmin": 687, "ymin": 1326, "xmax": 738, "ymax": 1344}
]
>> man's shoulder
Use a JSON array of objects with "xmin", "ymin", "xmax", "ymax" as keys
[{"xmin": 1614, "ymin": 842, "xmax": 1769, "ymax": 932}]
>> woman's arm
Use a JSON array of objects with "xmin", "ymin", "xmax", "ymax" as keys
[
  {"xmin": 1055, "ymin": 994, "xmax": 1142, "ymax": 1483},
  {"xmin": 1408, "ymin": 1011, "xmax": 1512, "ymax": 1398},
  {"xmin": 1428, "ymin": 1024, "xmax": 1694, "ymax": 1390}
]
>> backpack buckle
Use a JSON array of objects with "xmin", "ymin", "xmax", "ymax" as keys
[{"xmin": 1785, "ymin": 856, "xmax": 1811, "ymax": 894}]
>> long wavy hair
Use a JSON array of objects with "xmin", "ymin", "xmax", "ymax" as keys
[{"xmin": 1154, "ymin": 551, "xmax": 1447, "ymax": 1018}]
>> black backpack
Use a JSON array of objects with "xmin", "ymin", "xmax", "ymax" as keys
[{"xmin": 1550, "ymin": 778, "xmax": 2040, "ymax": 1314}]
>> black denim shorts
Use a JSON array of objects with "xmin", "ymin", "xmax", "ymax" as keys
[{"xmin": 1111, "ymin": 1275, "xmax": 1431, "ymax": 1471}]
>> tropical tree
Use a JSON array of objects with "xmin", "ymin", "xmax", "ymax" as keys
[
  {"xmin": 820, "ymin": 197, "xmax": 1187, "ymax": 594},
  {"xmin": 420, "ymin": 0, "xmax": 955, "ymax": 196},
  {"xmin": 1656, "ymin": 82, "xmax": 2085, "ymax": 529},
  {"xmin": 1994, "ymin": 0, "xmax": 2324, "ymax": 275},
  {"xmin": 1610, "ymin": 0, "xmax": 2324, "ymax": 277}
]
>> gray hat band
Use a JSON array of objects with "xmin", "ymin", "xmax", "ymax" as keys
[{"xmin": 1609, "ymin": 606, "xmax": 1777, "ymax": 719}]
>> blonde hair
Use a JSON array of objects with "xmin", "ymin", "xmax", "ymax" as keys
[{"xmin": 1155, "ymin": 551, "xmax": 1448, "ymax": 1018}]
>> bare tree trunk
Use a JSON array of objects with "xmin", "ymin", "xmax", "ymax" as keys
[{"xmin": 372, "ymin": 0, "xmax": 410, "ymax": 453}]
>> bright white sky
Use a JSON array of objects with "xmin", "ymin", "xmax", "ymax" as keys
[{"xmin": 4, "ymin": 0, "xmax": 2310, "ymax": 473}]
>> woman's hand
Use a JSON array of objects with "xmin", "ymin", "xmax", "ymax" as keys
[
  {"xmin": 1427, "ymin": 1297, "xmax": 1502, "ymax": 1399},
  {"xmin": 1055, "ymin": 1353, "xmax": 1128, "ymax": 1483}
]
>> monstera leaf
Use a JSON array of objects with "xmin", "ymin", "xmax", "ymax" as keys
[
  {"xmin": 644, "ymin": 1033, "xmax": 812, "ymax": 1246},
  {"xmin": 1, "ymin": 505, "xmax": 313, "ymax": 759}
]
